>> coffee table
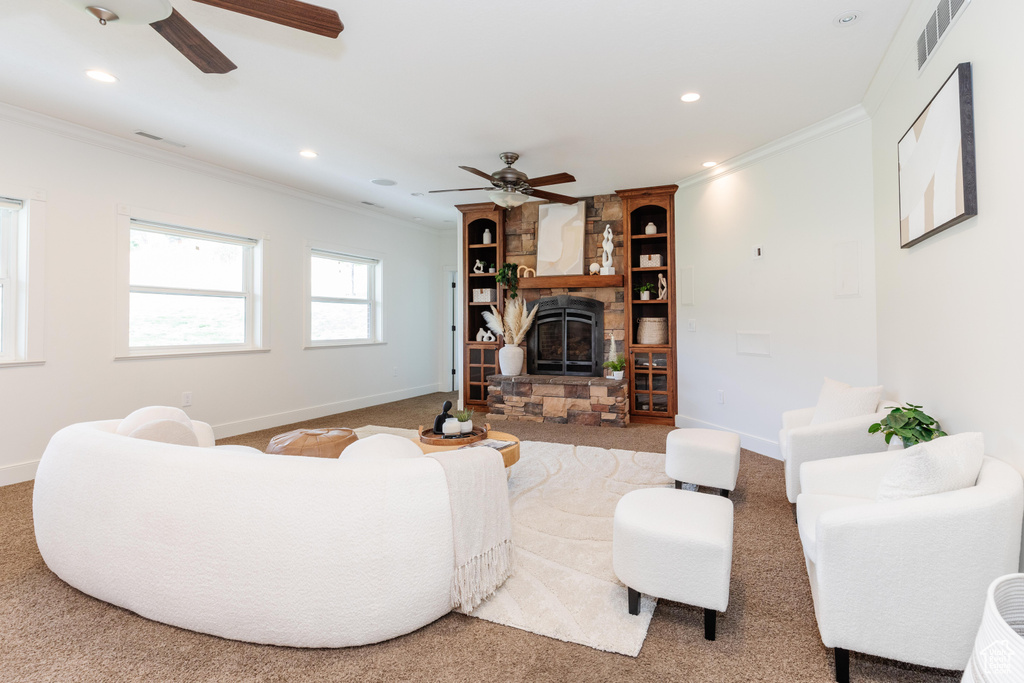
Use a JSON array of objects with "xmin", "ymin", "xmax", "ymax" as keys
[{"xmin": 417, "ymin": 429, "xmax": 521, "ymax": 469}]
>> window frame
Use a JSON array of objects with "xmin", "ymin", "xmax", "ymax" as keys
[
  {"xmin": 0, "ymin": 191, "xmax": 45, "ymax": 368},
  {"xmin": 305, "ymin": 245, "xmax": 385, "ymax": 348},
  {"xmin": 0, "ymin": 199, "xmax": 17, "ymax": 360},
  {"xmin": 116, "ymin": 208, "xmax": 269, "ymax": 359}
]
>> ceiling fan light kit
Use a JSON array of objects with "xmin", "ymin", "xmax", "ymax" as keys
[
  {"xmin": 69, "ymin": 0, "xmax": 172, "ymax": 24},
  {"xmin": 488, "ymin": 190, "xmax": 531, "ymax": 209},
  {"xmin": 432, "ymin": 152, "xmax": 579, "ymax": 206}
]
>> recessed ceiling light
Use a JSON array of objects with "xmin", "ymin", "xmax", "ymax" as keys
[
  {"xmin": 680, "ymin": 92, "xmax": 701, "ymax": 103},
  {"xmin": 833, "ymin": 11, "xmax": 861, "ymax": 26},
  {"xmin": 85, "ymin": 69, "xmax": 118, "ymax": 83},
  {"xmin": 703, "ymin": 161, "xmax": 717, "ymax": 168},
  {"xmin": 410, "ymin": 192, "xmax": 424, "ymax": 197},
  {"xmin": 371, "ymin": 178, "xmax": 397, "ymax": 186},
  {"xmin": 299, "ymin": 149, "xmax": 318, "ymax": 158}
]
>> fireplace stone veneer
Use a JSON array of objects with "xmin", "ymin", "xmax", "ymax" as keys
[{"xmin": 487, "ymin": 374, "xmax": 629, "ymax": 427}]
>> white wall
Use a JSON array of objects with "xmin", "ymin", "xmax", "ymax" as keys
[
  {"xmin": 674, "ymin": 116, "xmax": 879, "ymax": 457},
  {"xmin": 0, "ymin": 106, "xmax": 450, "ymax": 485},
  {"xmin": 865, "ymin": 2, "xmax": 1024, "ymax": 482}
]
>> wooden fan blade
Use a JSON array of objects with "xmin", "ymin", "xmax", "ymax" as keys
[
  {"xmin": 429, "ymin": 188, "xmax": 491, "ymax": 193},
  {"xmin": 529, "ymin": 189, "xmax": 579, "ymax": 205},
  {"xmin": 151, "ymin": 9, "xmax": 237, "ymax": 74},
  {"xmin": 193, "ymin": 0, "xmax": 343, "ymax": 38},
  {"xmin": 458, "ymin": 166, "xmax": 497, "ymax": 182},
  {"xmin": 526, "ymin": 172, "xmax": 576, "ymax": 188}
]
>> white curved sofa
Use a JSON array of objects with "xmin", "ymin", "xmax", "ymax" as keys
[{"xmin": 33, "ymin": 420, "xmax": 458, "ymax": 648}]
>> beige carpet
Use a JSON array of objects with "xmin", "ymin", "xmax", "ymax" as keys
[{"xmin": 0, "ymin": 392, "xmax": 961, "ymax": 682}]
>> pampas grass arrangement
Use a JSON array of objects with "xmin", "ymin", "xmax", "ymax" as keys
[{"xmin": 483, "ymin": 297, "xmax": 538, "ymax": 346}]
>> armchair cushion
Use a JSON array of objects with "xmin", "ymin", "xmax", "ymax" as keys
[
  {"xmin": 127, "ymin": 419, "xmax": 199, "ymax": 447},
  {"xmin": 876, "ymin": 432, "xmax": 985, "ymax": 501},
  {"xmin": 810, "ymin": 377, "xmax": 884, "ymax": 426}
]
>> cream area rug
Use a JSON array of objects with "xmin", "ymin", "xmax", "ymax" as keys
[{"xmin": 353, "ymin": 426, "xmax": 685, "ymax": 657}]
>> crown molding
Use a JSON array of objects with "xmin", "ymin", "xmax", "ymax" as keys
[
  {"xmin": 0, "ymin": 101, "xmax": 449, "ymax": 237},
  {"xmin": 676, "ymin": 105, "xmax": 871, "ymax": 191}
]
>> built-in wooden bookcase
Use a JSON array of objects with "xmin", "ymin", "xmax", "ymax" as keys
[
  {"xmin": 617, "ymin": 185, "xmax": 679, "ymax": 425},
  {"xmin": 458, "ymin": 203, "xmax": 505, "ymax": 408}
]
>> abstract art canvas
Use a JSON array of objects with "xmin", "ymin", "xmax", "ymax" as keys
[
  {"xmin": 898, "ymin": 62, "xmax": 977, "ymax": 248},
  {"xmin": 536, "ymin": 202, "xmax": 585, "ymax": 275}
]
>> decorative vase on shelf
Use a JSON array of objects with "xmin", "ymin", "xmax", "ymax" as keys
[
  {"xmin": 442, "ymin": 418, "xmax": 461, "ymax": 436},
  {"xmin": 645, "ymin": 222, "xmax": 657, "ymax": 235},
  {"xmin": 482, "ymin": 228, "xmax": 492, "ymax": 244},
  {"xmin": 612, "ymin": 370, "xmax": 624, "ymax": 381},
  {"xmin": 498, "ymin": 345, "xmax": 525, "ymax": 376},
  {"xmin": 460, "ymin": 419, "xmax": 473, "ymax": 434}
]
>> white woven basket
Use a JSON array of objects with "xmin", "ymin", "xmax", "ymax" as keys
[
  {"xmin": 963, "ymin": 573, "xmax": 1024, "ymax": 682},
  {"xmin": 636, "ymin": 317, "xmax": 668, "ymax": 345}
]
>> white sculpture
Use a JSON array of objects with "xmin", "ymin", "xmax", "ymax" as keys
[
  {"xmin": 600, "ymin": 224, "xmax": 615, "ymax": 276},
  {"xmin": 472, "ymin": 259, "xmax": 485, "ymax": 274},
  {"xmin": 658, "ymin": 272, "xmax": 668, "ymax": 300},
  {"xmin": 589, "ymin": 263, "xmax": 601, "ymax": 275}
]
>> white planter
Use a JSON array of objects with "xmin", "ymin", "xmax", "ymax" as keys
[
  {"xmin": 442, "ymin": 418, "xmax": 461, "ymax": 436},
  {"xmin": 498, "ymin": 345, "xmax": 525, "ymax": 376},
  {"xmin": 459, "ymin": 420, "xmax": 473, "ymax": 434},
  {"xmin": 640, "ymin": 291, "xmax": 651, "ymax": 300},
  {"xmin": 612, "ymin": 370, "xmax": 624, "ymax": 381}
]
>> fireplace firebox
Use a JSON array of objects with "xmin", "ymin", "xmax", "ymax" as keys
[{"xmin": 526, "ymin": 295, "xmax": 604, "ymax": 377}]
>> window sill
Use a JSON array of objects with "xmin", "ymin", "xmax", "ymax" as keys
[
  {"xmin": 304, "ymin": 341, "xmax": 387, "ymax": 350},
  {"xmin": 0, "ymin": 359, "xmax": 46, "ymax": 368},
  {"xmin": 115, "ymin": 347, "xmax": 271, "ymax": 361}
]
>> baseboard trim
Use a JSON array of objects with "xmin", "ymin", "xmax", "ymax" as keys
[
  {"xmin": 0, "ymin": 459, "xmax": 40, "ymax": 487},
  {"xmin": 212, "ymin": 383, "xmax": 445, "ymax": 439},
  {"xmin": 673, "ymin": 414, "xmax": 782, "ymax": 460}
]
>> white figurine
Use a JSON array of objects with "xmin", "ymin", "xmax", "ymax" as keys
[
  {"xmin": 589, "ymin": 263, "xmax": 601, "ymax": 275},
  {"xmin": 473, "ymin": 259, "xmax": 485, "ymax": 274},
  {"xmin": 482, "ymin": 329, "xmax": 495, "ymax": 342},
  {"xmin": 658, "ymin": 272, "xmax": 668, "ymax": 299},
  {"xmin": 600, "ymin": 224, "xmax": 615, "ymax": 275}
]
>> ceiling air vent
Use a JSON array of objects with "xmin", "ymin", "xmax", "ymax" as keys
[
  {"xmin": 133, "ymin": 130, "xmax": 188, "ymax": 148},
  {"xmin": 917, "ymin": 0, "xmax": 971, "ymax": 70},
  {"xmin": 134, "ymin": 130, "xmax": 163, "ymax": 141}
]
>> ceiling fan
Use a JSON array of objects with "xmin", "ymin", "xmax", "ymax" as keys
[
  {"xmin": 431, "ymin": 153, "xmax": 578, "ymax": 207},
  {"xmin": 67, "ymin": 0, "xmax": 343, "ymax": 74}
]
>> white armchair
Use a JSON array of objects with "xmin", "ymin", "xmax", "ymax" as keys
[
  {"xmin": 780, "ymin": 401, "xmax": 897, "ymax": 503},
  {"xmin": 797, "ymin": 452, "xmax": 1024, "ymax": 681}
]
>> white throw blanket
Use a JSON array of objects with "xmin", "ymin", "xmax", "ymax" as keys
[{"xmin": 427, "ymin": 447, "xmax": 515, "ymax": 612}]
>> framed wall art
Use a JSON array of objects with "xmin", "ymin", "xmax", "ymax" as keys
[{"xmin": 898, "ymin": 62, "xmax": 977, "ymax": 248}]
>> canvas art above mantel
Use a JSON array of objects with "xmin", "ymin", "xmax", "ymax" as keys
[
  {"xmin": 536, "ymin": 202, "xmax": 586, "ymax": 275},
  {"xmin": 897, "ymin": 61, "xmax": 977, "ymax": 248}
]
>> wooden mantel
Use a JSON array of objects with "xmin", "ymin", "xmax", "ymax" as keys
[{"xmin": 517, "ymin": 274, "xmax": 624, "ymax": 289}]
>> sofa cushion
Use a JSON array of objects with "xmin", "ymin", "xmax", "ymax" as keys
[
  {"xmin": 876, "ymin": 432, "xmax": 985, "ymax": 501},
  {"xmin": 796, "ymin": 493, "xmax": 871, "ymax": 563},
  {"xmin": 339, "ymin": 434, "xmax": 423, "ymax": 461},
  {"xmin": 128, "ymin": 419, "xmax": 199, "ymax": 447},
  {"xmin": 117, "ymin": 406, "xmax": 193, "ymax": 436},
  {"xmin": 810, "ymin": 377, "xmax": 883, "ymax": 426}
]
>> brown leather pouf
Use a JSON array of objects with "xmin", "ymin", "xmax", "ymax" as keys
[{"xmin": 266, "ymin": 428, "xmax": 358, "ymax": 459}]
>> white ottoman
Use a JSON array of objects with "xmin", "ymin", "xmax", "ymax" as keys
[
  {"xmin": 613, "ymin": 488, "xmax": 734, "ymax": 640},
  {"xmin": 666, "ymin": 428, "xmax": 741, "ymax": 497}
]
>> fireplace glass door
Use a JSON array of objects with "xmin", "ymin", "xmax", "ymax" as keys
[{"xmin": 527, "ymin": 295, "xmax": 603, "ymax": 376}]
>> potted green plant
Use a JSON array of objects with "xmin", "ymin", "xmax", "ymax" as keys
[
  {"xmin": 489, "ymin": 263, "xmax": 496, "ymax": 273},
  {"xmin": 635, "ymin": 282, "xmax": 656, "ymax": 301},
  {"xmin": 868, "ymin": 404, "xmax": 947, "ymax": 448},
  {"xmin": 495, "ymin": 263, "xmax": 520, "ymax": 299},
  {"xmin": 455, "ymin": 408, "xmax": 475, "ymax": 434},
  {"xmin": 604, "ymin": 354, "xmax": 626, "ymax": 381}
]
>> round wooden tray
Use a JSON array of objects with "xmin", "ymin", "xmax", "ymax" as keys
[{"xmin": 418, "ymin": 423, "xmax": 490, "ymax": 447}]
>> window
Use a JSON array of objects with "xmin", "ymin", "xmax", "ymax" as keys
[
  {"xmin": 128, "ymin": 221, "xmax": 260, "ymax": 352},
  {"xmin": 0, "ymin": 198, "xmax": 21, "ymax": 360},
  {"xmin": 308, "ymin": 249, "xmax": 382, "ymax": 345}
]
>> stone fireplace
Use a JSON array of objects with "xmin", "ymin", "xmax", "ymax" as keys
[{"xmin": 527, "ymin": 295, "xmax": 604, "ymax": 377}]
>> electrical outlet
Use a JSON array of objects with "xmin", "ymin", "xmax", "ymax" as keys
[
  {"xmin": 182, "ymin": 391, "xmax": 192, "ymax": 408},
  {"xmin": 717, "ymin": 390, "xmax": 725, "ymax": 404},
  {"xmin": 687, "ymin": 319, "xmax": 696, "ymax": 332}
]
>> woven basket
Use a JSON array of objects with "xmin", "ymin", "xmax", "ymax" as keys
[
  {"xmin": 636, "ymin": 317, "xmax": 668, "ymax": 345},
  {"xmin": 964, "ymin": 573, "xmax": 1024, "ymax": 682}
]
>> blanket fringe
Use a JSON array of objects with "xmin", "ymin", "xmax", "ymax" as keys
[{"xmin": 453, "ymin": 539, "xmax": 515, "ymax": 613}]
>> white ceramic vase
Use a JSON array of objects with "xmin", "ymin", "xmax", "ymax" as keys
[
  {"xmin": 640, "ymin": 290, "xmax": 651, "ymax": 300},
  {"xmin": 442, "ymin": 418, "xmax": 461, "ymax": 436},
  {"xmin": 645, "ymin": 222, "xmax": 657, "ymax": 235},
  {"xmin": 460, "ymin": 420, "xmax": 473, "ymax": 434},
  {"xmin": 482, "ymin": 228, "xmax": 492, "ymax": 244},
  {"xmin": 498, "ymin": 345, "xmax": 525, "ymax": 376}
]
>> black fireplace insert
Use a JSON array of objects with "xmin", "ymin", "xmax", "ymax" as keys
[{"xmin": 526, "ymin": 295, "xmax": 604, "ymax": 377}]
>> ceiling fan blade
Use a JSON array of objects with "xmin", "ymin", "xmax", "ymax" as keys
[
  {"xmin": 428, "ymin": 188, "xmax": 492, "ymax": 193},
  {"xmin": 151, "ymin": 9, "xmax": 237, "ymax": 74},
  {"xmin": 529, "ymin": 189, "xmax": 579, "ymax": 205},
  {"xmin": 458, "ymin": 166, "xmax": 497, "ymax": 183},
  {"xmin": 526, "ymin": 172, "xmax": 576, "ymax": 188},
  {"xmin": 192, "ymin": 0, "xmax": 343, "ymax": 38}
]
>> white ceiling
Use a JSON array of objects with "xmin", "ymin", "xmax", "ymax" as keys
[{"xmin": 0, "ymin": 0, "xmax": 912, "ymax": 229}]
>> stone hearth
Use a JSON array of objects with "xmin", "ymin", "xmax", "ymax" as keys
[{"xmin": 487, "ymin": 375, "xmax": 629, "ymax": 428}]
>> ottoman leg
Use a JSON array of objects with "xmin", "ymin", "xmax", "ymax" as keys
[
  {"xmin": 628, "ymin": 587, "xmax": 640, "ymax": 615},
  {"xmin": 720, "ymin": 488, "xmax": 730, "ymax": 498},
  {"xmin": 704, "ymin": 608, "xmax": 716, "ymax": 641},
  {"xmin": 834, "ymin": 648, "xmax": 849, "ymax": 683},
  {"xmin": 674, "ymin": 480, "xmax": 683, "ymax": 490}
]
